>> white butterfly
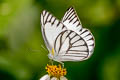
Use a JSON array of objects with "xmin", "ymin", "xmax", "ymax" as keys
[{"xmin": 40, "ymin": 7, "xmax": 95, "ymax": 63}]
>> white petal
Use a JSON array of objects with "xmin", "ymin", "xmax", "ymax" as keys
[
  {"xmin": 40, "ymin": 74, "xmax": 50, "ymax": 80},
  {"xmin": 60, "ymin": 76, "xmax": 68, "ymax": 80},
  {"xmin": 51, "ymin": 77, "xmax": 58, "ymax": 80}
]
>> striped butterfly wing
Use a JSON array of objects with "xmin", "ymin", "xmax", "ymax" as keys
[
  {"xmin": 54, "ymin": 30, "xmax": 89, "ymax": 61},
  {"xmin": 79, "ymin": 28, "xmax": 95, "ymax": 57},
  {"xmin": 62, "ymin": 7, "xmax": 82, "ymax": 34},
  {"xmin": 41, "ymin": 10, "xmax": 67, "ymax": 52},
  {"xmin": 61, "ymin": 7, "xmax": 95, "ymax": 60}
]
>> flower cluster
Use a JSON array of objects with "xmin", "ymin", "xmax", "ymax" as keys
[
  {"xmin": 45, "ymin": 64, "xmax": 67, "ymax": 78},
  {"xmin": 40, "ymin": 64, "xmax": 67, "ymax": 80}
]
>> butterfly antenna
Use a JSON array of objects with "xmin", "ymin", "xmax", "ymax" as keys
[
  {"xmin": 27, "ymin": 45, "xmax": 47, "ymax": 52},
  {"xmin": 41, "ymin": 45, "xmax": 48, "ymax": 51}
]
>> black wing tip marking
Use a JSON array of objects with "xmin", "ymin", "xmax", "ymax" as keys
[
  {"xmin": 40, "ymin": 10, "xmax": 48, "ymax": 25},
  {"xmin": 67, "ymin": 6, "xmax": 74, "ymax": 10},
  {"xmin": 62, "ymin": 6, "xmax": 74, "ymax": 22},
  {"xmin": 41, "ymin": 10, "xmax": 56, "ymax": 26},
  {"xmin": 41, "ymin": 9, "xmax": 67, "ymax": 30},
  {"xmin": 67, "ymin": 6, "xmax": 76, "ymax": 10},
  {"xmin": 63, "ymin": 6, "xmax": 82, "ymax": 28},
  {"xmin": 41, "ymin": 10, "xmax": 47, "ymax": 16}
]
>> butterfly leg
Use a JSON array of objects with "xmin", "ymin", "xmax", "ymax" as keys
[
  {"xmin": 57, "ymin": 61, "xmax": 64, "ymax": 68},
  {"xmin": 61, "ymin": 62, "xmax": 64, "ymax": 68},
  {"xmin": 48, "ymin": 59, "xmax": 54, "ymax": 65}
]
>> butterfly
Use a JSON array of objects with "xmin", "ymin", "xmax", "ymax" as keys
[{"xmin": 40, "ymin": 7, "xmax": 95, "ymax": 64}]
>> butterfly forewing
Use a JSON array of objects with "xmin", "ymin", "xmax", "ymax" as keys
[
  {"xmin": 62, "ymin": 7, "xmax": 95, "ymax": 60},
  {"xmin": 41, "ymin": 10, "xmax": 67, "ymax": 51},
  {"xmin": 62, "ymin": 7, "xmax": 82, "ymax": 34}
]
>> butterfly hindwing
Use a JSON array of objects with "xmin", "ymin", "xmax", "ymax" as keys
[
  {"xmin": 54, "ymin": 30, "xmax": 90, "ymax": 61},
  {"xmin": 80, "ymin": 28, "xmax": 95, "ymax": 57}
]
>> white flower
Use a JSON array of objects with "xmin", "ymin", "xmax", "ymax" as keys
[
  {"xmin": 40, "ymin": 74, "xmax": 68, "ymax": 80},
  {"xmin": 60, "ymin": 76, "xmax": 68, "ymax": 80},
  {"xmin": 40, "ymin": 74, "xmax": 50, "ymax": 80}
]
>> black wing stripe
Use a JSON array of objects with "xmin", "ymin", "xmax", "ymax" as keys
[
  {"xmin": 62, "ymin": 25, "xmax": 65, "ymax": 29},
  {"xmin": 69, "ymin": 16, "xmax": 77, "ymax": 23},
  {"xmin": 65, "ymin": 8, "xmax": 74, "ymax": 20},
  {"xmin": 49, "ymin": 15, "xmax": 53, "ymax": 22},
  {"xmin": 68, "ymin": 12, "xmax": 75, "ymax": 20},
  {"xmin": 73, "ymin": 19, "xmax": 77, "ymax": 24},
  {"xmin": 57, "ymin": 21, "xmax": 61, "ymax": 26},
  {"xmin": 47, "ymin": 14, "xmax": 52, "ymax": 21},
  {"xmin": 87, "ymin": 37, "xmax": 94, "ymax": 41},
  {"xmin": 64, "ymin": 7, "xmax": 72, "ymax": 19},
  {"xmin": 68, "ymin": 14, "xmax": 76, "ymax": 20},
  {"xmin": 68, "ymin": 50, "xmax": 88, "ymax": 52},
  {"xmin": 50, "ymin": 16, "xmax": 55, "ymax": 24},
  {"xmin": 64, "ymin": 10, "xmax": 74, "ymax": 22},
  {"xmin": 62, "ymin": 55, "xmax": 86, "ymax": 57},
  {"xmin": 72, "ymin": 16, "xmax": 78, "ymax": 24},
  {"xmin": 54, "ymin": 30, "xmax": 67, "ymax": 53},
  {"xmin": 71, "ymin": 36, "xmax": 80, "ymax": 43},
  {"xmin": 67, "ymin": 53, "xmax": 88, "ymax": 55},
  {"xmin": 72, "ymin": 45, "xmax": 85, "ymax": 47},
  {"xmin": 45, "ymin": 12, "xmax": 50, "ymax": 24},
  {"xmin": 52, "ymin": 18, "xmax": 56, "ymax": 25},
  {"xmin": 68, "ymin": 51, "xmax": 88, "ymax": 54},
  {"xmin": 58, "ymin": 32, "xmax": 63, "ymax": 53},
  {"xmin": 71, "ymin": 39, "xmax": 80, "ymax": 45},
  {"xmin": 83, "ymin": 33, "xmax": 91, "ymax": 38},
  {"xmin": 80, "ymin": 29, "xmax": 88, "ymax": 35},
  {"xmin": 66, "ymin": 31, "xmax": 73, "ymax": 38},
  {"xmin": 44, "ymin": 12, "xmax": 49, "ymax": 24},
  {"xmin": 70, "ymin": 34, "xmax": 77, "ymax": 40}
]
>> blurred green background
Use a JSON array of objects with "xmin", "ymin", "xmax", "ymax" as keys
[{"xmin": 0, "ymin": 0, "xmax": 120, "ymax": 80}]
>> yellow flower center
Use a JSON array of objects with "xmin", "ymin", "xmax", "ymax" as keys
[{"xmin": 45, "ymin": 64, "xmax": 67, "ymax": 78}]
